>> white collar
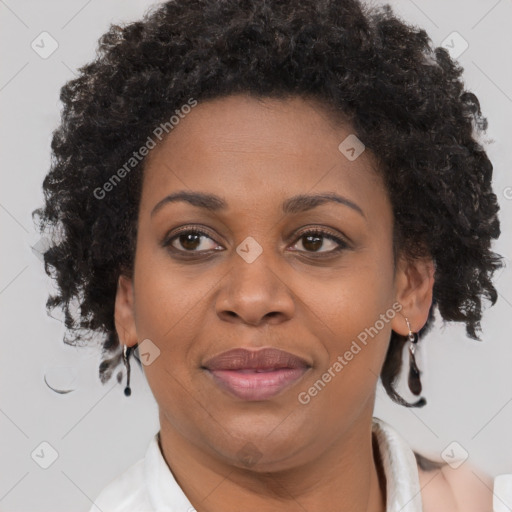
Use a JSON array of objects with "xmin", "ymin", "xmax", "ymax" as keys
[
  {"xmin": 145, "ymin": 417, "xmax": 423, "ymax": 512},
  {"xmin": 90, "ymin": 417, "xmax": 423, "ymax": 512},
  {"xmin": 372, "ymin": 417, "xmax": 423, "ymax": 512}
]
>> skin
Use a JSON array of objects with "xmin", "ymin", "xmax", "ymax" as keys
[
  {"xmin": 417, "ymin": 463, "xmax": 495, "ymax": 512},
  {"xmin": 115, "ymin": 94, "xmax": 435, "ymax": 512}
]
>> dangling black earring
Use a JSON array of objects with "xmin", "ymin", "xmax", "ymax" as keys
[
  {"xmin": 405, "ymin": 317, "xmax": 422, "ymax": 396},
  {"xmin": 122, "ymin": 344, "xmax": 132, "ymax": 397}
]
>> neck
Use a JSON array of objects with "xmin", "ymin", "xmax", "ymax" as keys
[{"xmin": 158, "ymin": 410, "xmax": 387, "ymax": 512}]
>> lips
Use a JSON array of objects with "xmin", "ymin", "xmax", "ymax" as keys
[
  {"xmin": 203, "ymin": 347, "xmax": 310, "ymax": 371},
  {"xmin": 203, "ymin": 347, "xmax": 311, "ymax": 401}
]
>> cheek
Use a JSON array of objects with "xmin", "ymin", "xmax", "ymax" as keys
[
  {"xmin": 296, "ymin": 249, "xmax": 396, "ymax": 409},
  {"xmin": 132, "ymin": 234, "xmax": 206, "ymax": 338},
  {"xmin": 129, "ymin": 245, "xmax": 211, "ymax": 405},
  {"xmin": 303, "ymin": 249, "xmax": 396, "ymax": 346},
  {"xmin": 131, "ymin": 247, "xmax": 205, "ymax": 411}
]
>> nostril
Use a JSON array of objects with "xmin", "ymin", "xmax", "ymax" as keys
[{"xmin": 220, "ymin": 311, "xmax": 238, "ymax": 319}]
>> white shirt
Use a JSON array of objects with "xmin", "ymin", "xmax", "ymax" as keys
[{"xmin": 88, "ymin": 417, "xmax": 429, "ymax": 512}]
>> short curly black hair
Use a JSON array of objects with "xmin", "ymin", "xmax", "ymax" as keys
[{"xmin": 33, "ymin": 0, "xmax": 503, "ymax": 407}]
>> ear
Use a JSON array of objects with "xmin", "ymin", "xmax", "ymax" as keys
[
  {"xmin": 114, "ymin": 274, "xmax": 138, "ymax": 348},
  {"xmin": 391, "ymin": 255, "xmax": 435, "ymax": 335}
]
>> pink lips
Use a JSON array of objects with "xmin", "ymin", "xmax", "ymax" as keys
[{"xmin": 203, "ymin": 347, "xmax": 310, "ymax": 401}]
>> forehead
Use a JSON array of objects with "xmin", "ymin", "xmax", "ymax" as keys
[{"xmin": 140, "ymin": 94, "xmax": 387, "ymax": 217}]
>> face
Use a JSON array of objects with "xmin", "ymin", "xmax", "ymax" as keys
[{"xmin": 115, "ymin": 94, "xmax": 433, "ymax": 471}]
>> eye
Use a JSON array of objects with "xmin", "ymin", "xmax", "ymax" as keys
[
  {"xmin": 163, "ymin": 227, "xmax": 221, "ymax": 254},
  {"xmin": 289, "ymin": 228, "xmax": 349, "ymax": 255},
  {"xmin": 162, "ymin": 225, "xmax": 350, "ymax": 258}
]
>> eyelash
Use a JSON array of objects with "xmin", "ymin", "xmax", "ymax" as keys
[{"xmin": 162, "ymin": 225, "xmax": 350, "ymax": 258}]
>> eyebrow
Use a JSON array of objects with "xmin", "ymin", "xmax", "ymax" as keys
[{"xmin": 150, "ymin": 190, "xmax": 365, "ymax": 218}]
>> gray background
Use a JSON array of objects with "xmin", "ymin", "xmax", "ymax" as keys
[{"xmin": 1, "ymin": 0, "xmax": 511, "ymax": 511}]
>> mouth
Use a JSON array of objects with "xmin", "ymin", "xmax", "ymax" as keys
[{"xmin": 202, "ymin": 347, "xmax": 311, "ymax": 401}]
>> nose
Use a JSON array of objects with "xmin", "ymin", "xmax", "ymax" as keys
[{"xmin": 215, "ymin": 242, "xmax": 295, "ymax": 327}]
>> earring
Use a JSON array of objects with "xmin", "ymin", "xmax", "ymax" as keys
[
  {"xmin": 404, "ymin": 317, "xmax": 422, "ymax": 396},
  {"xmin": 122, "ymin": 344, "xmax": 132, "ymax": 397}
]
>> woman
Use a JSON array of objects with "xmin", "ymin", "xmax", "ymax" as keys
[{"xmin": 33, "ymin": 0, "xmax": 504, "ymax": 510}]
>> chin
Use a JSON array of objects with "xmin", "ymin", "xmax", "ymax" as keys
[{"xmin": 208, "ymin": 427, "xmax": 308, "ymax": 472}]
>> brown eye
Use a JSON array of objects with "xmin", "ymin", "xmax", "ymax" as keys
[
  {"xmin": 164, "ymin": 228, "xmax": 220, "ymax": 253},
  {"xmin": 177, "ymin": 232, "xmax": 203, "ymax": 251},
  {"xmin": 291, "ymin": 229, "xmax": 348, "ymax": 254}
]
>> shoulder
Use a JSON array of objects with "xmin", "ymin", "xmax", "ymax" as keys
[
  {"xmin": 88, "ymin": 458, "xmax": 152, "ymax": 512},
  {"xmin": 415, "ymin": 452, "xmax": 495, "ymax": 512}
]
